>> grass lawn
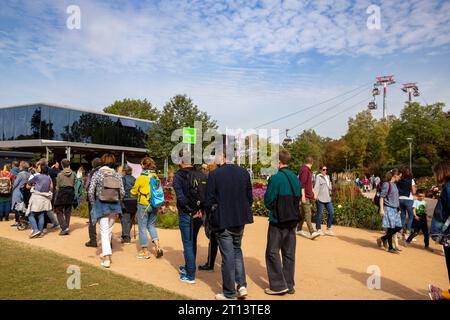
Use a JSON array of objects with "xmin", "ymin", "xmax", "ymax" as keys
[{"xmin": 0, "ymin": 237, "xmax": 188, "ymax": 300}]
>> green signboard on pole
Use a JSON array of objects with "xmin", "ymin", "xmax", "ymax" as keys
[{"xmin": 183, "ymin": 127, "xmax": 197, "ymax": 144}]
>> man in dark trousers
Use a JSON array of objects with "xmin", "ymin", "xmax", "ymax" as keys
[
  {"xmin": 173, "ymin": 152, "xmax": 204, "ymax": 284},
  {"xmin": 85, "ymin": 158, "xmax": 102, "ymax": 247},
  {"xmin": 205, "ymin": 148, "xmax": 253, "ymax": 300},
  {"xmin": 297, "ymin": 156, "xmax": 320, "ymax": 239},
  {"xmin": 264, "ymin": 150, "xmax": 301, "ymax": 295}
]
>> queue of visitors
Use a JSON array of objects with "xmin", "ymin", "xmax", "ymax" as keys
[{"xmin": 0, "ymin": 152, "xmax": 448, "ymax": 301}]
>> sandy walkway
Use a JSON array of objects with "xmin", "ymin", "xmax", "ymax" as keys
[{"xmin": 0, "ymin": 215, "xmax": 448, "ymax": 300}]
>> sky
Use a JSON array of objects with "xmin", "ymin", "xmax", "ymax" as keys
[{"xmin": 1, "ymin": 0, "xmax": 450, "ymax": 140}]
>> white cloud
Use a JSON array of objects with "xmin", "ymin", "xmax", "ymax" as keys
[{"xmin": 1, "ymin": 0, "xmax": 450, "ymax": 75}]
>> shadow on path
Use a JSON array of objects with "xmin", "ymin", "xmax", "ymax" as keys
[
  {"xmin": 338, "ymin": 267, "xmax": 427, "ymax": 300},
  {"xmin": 336, "ymin": 234, "xmax": 381, "ymax": 250}
]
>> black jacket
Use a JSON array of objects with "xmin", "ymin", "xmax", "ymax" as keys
[
  {"xmin": 205, "ymin": 163, "xmax": 254, "ymax": 231},
  {"xmin": 173, "ymin": 167, "xmax": 195, "ymax": 215}
]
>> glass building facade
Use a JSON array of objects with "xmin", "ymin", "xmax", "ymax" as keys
[{"xmin": 0, "ymin": 104, "xmax": 152, "ymax": 148}]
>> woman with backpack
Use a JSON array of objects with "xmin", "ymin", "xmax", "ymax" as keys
[
  {"xmin": 377, "ymin": 169, "xmax": 403, "ymax": 254},
  {"xmin": 0, "ymin": 164, "xmax": 15, "ymax": 221},
  {"xmin": 88, "ymin": 153, "xmax": 125, "ymax": 268},
  {"xmin": 11, "ymin": 161, "xmax": 31, "ymax": 226},
  {"xmin": 130, "ymin": 157, "xmax": 163, "ymax": 260},
  {"xmin": 428, "ymin": 161, "xmax": 450, "ymax": 300}
]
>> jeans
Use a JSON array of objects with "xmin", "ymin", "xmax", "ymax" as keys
[
  {"xmin": 55, "ymin": 206, "xmax": 72, "ymax": 231},
  {"xmin": 298, "ymin": 198, "xmax": 315, "ymax": 234},
  {"xmin": 399, "ymin": 199, "xmax": 414, "ymax": 233},
  {"xmin": 46, "ymin": 210, "xmax": 59, "ymax": 227},
  {"xmin": 99, "ymin": 214, "xmax": 116, "ymax": 257},
  {"xmin": 137, "ymin": 204, "xmax": 159, "ymax": 247},
  {"xmin": 178, "ymin": 213, "xmax": 202, "ymax": 279},
  {"xmin": 316, "ymin": 201, "xmax": 334, "ymax": 230},
  {"xmin": 0, "ymin": 201, "xmax": 11, "ymax": 219},
  {"xmin": 29, "ymin": 211, "xmax": 45, "ymax": 232},
  {"xmin": 265, "ymin": 224, "xmax": 296, "ymax": 291},
  {"xmin": 215, "ymin": 227, "xmax": 247, "ymax": 298}
]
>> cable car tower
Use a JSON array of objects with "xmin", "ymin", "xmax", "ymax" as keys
[
  {"xmin": 374, "ymin": 75, "xmax": 395, "ymax": 119},
  {"xmin": 401, "ymin": 83, "xmax": 419, "ymax": 104}
]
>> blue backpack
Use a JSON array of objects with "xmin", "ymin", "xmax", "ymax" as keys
[{"xmin": 142, "ymin": 171, "xmax": 164, "ymax": 209}]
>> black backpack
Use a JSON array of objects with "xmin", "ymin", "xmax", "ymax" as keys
[
  {"xmin": 373, "ymin": 182, "xmax": 391, "ymax": 207},
  {"xmin": 272, "ymin": 169, "xmax": 300, "ymax": 228},
  {"xmin": 186, "ymin": 169, "xmax": 207, "ymax": 212}
]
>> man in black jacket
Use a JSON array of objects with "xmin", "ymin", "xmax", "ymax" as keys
[
  {"xmin": 173, "ymin": 153, "xmax": 204, "ymax": 284},
  {"xmin": 205, "ymin": 152, "xmax": 253, "ymax": 300}
]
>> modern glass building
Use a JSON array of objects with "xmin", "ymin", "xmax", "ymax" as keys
[{"xmin": 0, "ymin": 103, "xmax": 153, "ymax": 164}]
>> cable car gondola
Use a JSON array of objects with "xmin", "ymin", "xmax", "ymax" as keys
[
  {"xmin": 282, "ymin": 129, "xmax": 293, "ymax": 146},
  {"xmin": 368, "ymin": 101, "xmax": 377, "ymax": 110},
  {"xmin": 372, "ymin": 87, "xmax": 380, "ymax": 96}
]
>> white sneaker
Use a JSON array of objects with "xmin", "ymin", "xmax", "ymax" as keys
[
  {"xmin": 237, "ymin": 286, "xmax": 248, "ymax": 298},
  {"xmin": 296, "ymin": 230, "xmax": 307, "ymax": 237},
  {"xmin": 29, "ymin": 231, "xmax": 41, "ymax": 239},
  {"xmin": 317, "ymin": 229, "xmax": 325, "ymax": 236},
  {"xmin": 310, "ymin": 231, "xmax": 320, "ymax": 239},
  {"xmin": 325, "ymin": 229, "xmax": 334, "ymax": 236},
  {"xmin": 101, "ymin": 259, "xmax": 111, "ymax": 268},
  {"xmin": 215, "ymin": 293, "xmax": 237, "ymax": 300}
]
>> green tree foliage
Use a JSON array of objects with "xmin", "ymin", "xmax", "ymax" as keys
[
  {"xmin": 287, "ymin": 129, "xmax": 326, "ymax": 172},
  {"xmin": 342, "ymin": 110, "xmax": 394, "ymax": 175},
  {"xmin": 103, "ymin": 98, "xmax": 159, "ymax": 121},
  {"xmin": 323, "ymin": 138, "xmax": 350, "ymax": 172},
  {"xmin": 386, "ymin": 102, "xmax": 450, "ymax": 167},
  {"xmin": 146, "ymin": 94, "xmax": 218, "ymax": 160},
  {"xmin": 344, "ymin": 110, "xmax": 375, "ymax": 169}
]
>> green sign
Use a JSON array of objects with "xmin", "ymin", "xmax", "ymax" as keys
[{"xmin": 183, "ymin": 127, "xmax": 197, "ymax": 144}]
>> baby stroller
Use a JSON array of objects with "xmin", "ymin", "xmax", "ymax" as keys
[{"xmin": 16, "ymin": 185, "xmax": 32, "ymax": 231}]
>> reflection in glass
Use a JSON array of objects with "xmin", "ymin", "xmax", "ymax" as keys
[{"xmin": 0, "ymin": 104, "xmax": 152, "ymax": 147}]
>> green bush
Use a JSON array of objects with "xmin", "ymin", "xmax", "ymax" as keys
[
  {"xmin": 326, "ymin": 182, "xmax": 382, "ymax": 230},
  {"xmin": 155, "ymin": 211, "xmax": 179, "ymax": 229},
  {"xmin": 73, "ymin": 201, "xmax": 89, "ymax": 219}
]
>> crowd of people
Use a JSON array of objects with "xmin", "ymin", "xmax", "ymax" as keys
[{"xmin": 0, "ymin": 151, "xmax": 449, "ymax": 301}]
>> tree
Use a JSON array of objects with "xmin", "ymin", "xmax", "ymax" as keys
[
  {"xmin": 344, "ymin": 110, "xmax": 376, "ymax": 169},
  {"xmin": 103, "ymin": 98, "xmax": 159, "ymax": 121},
  {"xmin": 386, "ymin": 102, "xmax": 450, "ymax": 167},
  {"xmin": 287, "ymin": 129, "xmax": 326, "ymax": 173},
  {"xmin": 323, "ymin": 138, "xmax": 350, "ymax": 172},
  {"xmin": 146, "ymin": 94, "xmax": 218, "ymax": 160}
]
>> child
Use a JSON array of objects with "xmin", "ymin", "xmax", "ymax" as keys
[{"xmin": 405, "ymin": 189, "xmax": 431, "ymax": 251}]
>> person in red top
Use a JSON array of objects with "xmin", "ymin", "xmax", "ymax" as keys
[
  {"xmin": 0, "ymin": 164, "xmax": 15, "ymax": 221},
  {"xmin": 296, "ymin": 157, "xmax": 320, "ymax": 240}
]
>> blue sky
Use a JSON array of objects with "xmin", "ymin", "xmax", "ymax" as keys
[{"xmin": 1, "ymin": 0, "xmax": 450, "ymax": 139}]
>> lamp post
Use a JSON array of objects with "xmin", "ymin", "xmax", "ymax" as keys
[{"xmin": 407, "ymin": 137, "xmax": 413, "ymax": 172}]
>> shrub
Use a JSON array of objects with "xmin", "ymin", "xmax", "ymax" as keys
[
  {"xmin": 327, "ymin": 182, "xmax": 382, "ymax": 230},
  {"xmin": 155, "ymin": 210, "xmax": 179, "ymax": 229},
  {"xmin": 73, "ymin": 199, "xmax": 89, "ymax": 219}
]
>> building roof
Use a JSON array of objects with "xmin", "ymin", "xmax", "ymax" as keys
[{"xmin": 0, "ymin": 102, "xmax": 154, "ymax": 124}]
